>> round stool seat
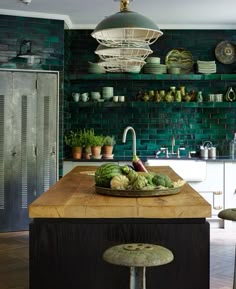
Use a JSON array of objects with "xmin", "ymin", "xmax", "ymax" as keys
[
  {"xmin": 218, "ymin": 208, "xmax": 236, "ymax": 221},
  {"xmin": 103, "ymin": 243, "xmax": 174, "ymax": 267}
]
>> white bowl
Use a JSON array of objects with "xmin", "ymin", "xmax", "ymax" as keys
[
  {"xmin": 103, "ymin": 94, "xmax": 113, "ymax": 101},
  {"xmin": 146, "ymin": 57, "xmax": 161, "ymax": 64},
  {"xmin": 91, "ymin": 92, "xmax": 101, "ymax": 101}
]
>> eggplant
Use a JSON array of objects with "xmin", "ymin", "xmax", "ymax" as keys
[{"xmin": 132, "ymin": 155, "xmax": 148, "ymax": 172}]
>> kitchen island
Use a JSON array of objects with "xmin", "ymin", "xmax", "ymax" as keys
[{"xmin": 29, "ymin": 166, "xmax": 211, "ymax": 289}]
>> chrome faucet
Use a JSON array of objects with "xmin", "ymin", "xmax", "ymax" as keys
[
  {"xmin": 122, "ymin": 126, "xmax": 136, "ymax": 156},
  {"xmin": 156, "ymin": 147, "xmax": 168, "ymax": 158},
  {"xmin": 171, "ymin": 136, "xmax": 175, "ymax": 155}
]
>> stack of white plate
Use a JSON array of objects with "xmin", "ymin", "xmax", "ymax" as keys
[
  {"xmin": 146, "ymin": 57, "xmax": 161, "ymax": 64},
  {"xmin": 102, "ymin": 87, "xmax": 114, "ymax": 101},
  {"xmin": 197, "ymin": 60, "xmax": 216, "ymax": 74},
  {"xmin": 88, "ymin": 62, "xmax": 106, "ymax": 74},
  {"xmin": 143, "ymin": 63, "xmax": 167, "ymax": 74}
]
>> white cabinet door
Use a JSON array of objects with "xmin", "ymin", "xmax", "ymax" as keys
[{"xmin": 188, "ymin": 162, "xmax": 224, "ymax": 228}]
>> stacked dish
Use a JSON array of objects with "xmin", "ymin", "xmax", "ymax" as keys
[
  {"xmin": 102, "ymin": 87, "xmax": 114, "ymax": 100},
  {"xmin": 146, "ymin": 57, "xmax": 161, "ymax": 64},
  {"xmin": 143, "ymin": 63, "xmax": 167, "ymax": 74},
  {"xmin": 88, "ymin": 62, "xmax": 106, "ymax": 74},
  {"xmin": 197, "ymin": 60, "xmax": 216, "ymax": 74}
]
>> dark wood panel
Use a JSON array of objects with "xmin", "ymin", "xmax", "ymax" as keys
[{"xmin": 30, "ymin": 218, "xmax": 209, "ymax": 289}]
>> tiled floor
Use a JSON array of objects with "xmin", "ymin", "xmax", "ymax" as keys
[
  {"xmin": 210, "ymin": 229, "xmax": 235, "ymax": 289},
  {"xmin": 0, "ymin": 229, "xmax": 235, "ymax": 289}
]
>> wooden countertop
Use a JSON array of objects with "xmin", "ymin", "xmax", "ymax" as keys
[{"xmin": 29, "ymin": 166, "xmax": 211, "ymax": 219}]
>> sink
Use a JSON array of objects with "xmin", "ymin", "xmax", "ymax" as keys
[{"xmin": 145, "ymin": 159, "xmax": 207, "ymax": 182}]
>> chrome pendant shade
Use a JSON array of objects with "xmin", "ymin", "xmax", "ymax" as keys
[{"xmin": 91, "ymin": 0, "xmax": 163, "ymax": 73}]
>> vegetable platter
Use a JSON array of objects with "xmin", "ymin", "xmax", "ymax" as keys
[{"xmin": 94, "ymin": 163, "xmax": 186, "ymax": 197}]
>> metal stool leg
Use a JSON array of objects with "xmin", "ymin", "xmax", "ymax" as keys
[{"xmin": 130, "ymin": 267, "xmax": 146, "ymax": 289}]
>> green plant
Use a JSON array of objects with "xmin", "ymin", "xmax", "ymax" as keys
[
  {"xmin": 64, "ymin": 130, "xmax": 83, "ymax": 147},
  {"xmin": 90, "ymin": 135, "xmax": 104, "ymax": 147},
  {"xmin": 103, "ymin": 135, "xmax": 116, "ymax": 146},
  {"xmin": 80, "ymin": 128, "xmax": 95, "ymax": 148}
]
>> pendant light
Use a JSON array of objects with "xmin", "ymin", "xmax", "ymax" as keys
[
  {"xmin": 91, "ymin": 0, "xmax": 163, "ymax": 48},
  {"xmin": 95, "ymin": 43, "xmax": 153, "ymax": 61}
]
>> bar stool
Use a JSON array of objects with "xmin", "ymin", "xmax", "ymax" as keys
[
  {"xmin": 218, "ymin": 208, "xmax": 236, "ymax": 289},
  {"xmin": 103, "ymin": 243, "xmax": 174, "ymax": 289}
]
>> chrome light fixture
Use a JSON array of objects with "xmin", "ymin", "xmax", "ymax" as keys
[
  {"xmin": 91, "ymin": 0, "xmax": 163, "ymax": 48},
  {"xmin": 17, "ymin": 40, "xmax": 40, "ymax": 65}
]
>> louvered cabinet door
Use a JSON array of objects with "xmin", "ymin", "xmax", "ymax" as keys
[
  {"xmin": 35, "ymin": 72, "xmax": 58, "ymax": 195},
  {"xmin": 11, "ymin": 72, "xmax": 38, "ymax": 230},
  {"xmin": 0, "ymin": 71, "xmax": 13, "ymax": 231},
  {"xmin": 0, "ymin": 70, "xmax": 58, "ymax": 232}
]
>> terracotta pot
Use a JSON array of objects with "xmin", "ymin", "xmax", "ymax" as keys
[
  {"xmin": 102, "ymin": 145, "xmax": 113, "ymax": 155},
  {"xmin": 72, "ymin": 146, "xmax": 82, "ymax": 160},
  {"xmin": 91, "ymin": 146, "xmax": 102, "ymax": 157},
  {"xmin": 82, "ymin": 152, "xmax": 91, "ymax": 159},
  {"xmin": 83, "ymin": 146, "xmax": 91, "ymax": 159}
]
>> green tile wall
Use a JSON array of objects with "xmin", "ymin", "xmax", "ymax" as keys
[
  {"xmin": 66, "ymin": 102, "xmax": 236, "ymax": 158},
  {"xmin": 64, "ymin": 29, "xmax": 236, "ymax": 160}
]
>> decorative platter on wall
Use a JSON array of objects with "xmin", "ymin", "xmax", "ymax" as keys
[
  {"xmin": 215, "ymin": 41, "xmax": 236, "ymax": 64},
  {"xmin": 165, "ymin": 48, "xmax": 194, "ymax": 74}
]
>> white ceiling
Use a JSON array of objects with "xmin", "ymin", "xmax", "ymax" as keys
[{"xmin": 1, "ymin": 0, "xmax": 236, "ymax": 30}]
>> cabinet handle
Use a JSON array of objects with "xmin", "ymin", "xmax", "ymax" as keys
[
  {"xmin": 34, "ymin": 146, "xmax": 38, "ymax": 157},
  {"xmin": 213, "ymin": 205, "xmax": 223, "ymax": 210},
  {"xmin": 51, "ymin": 146, "xmax": 56, "ymax": 155},
  {"xmin": 213, "ymin": 191, "xmax": 222, "ymax": 195}
]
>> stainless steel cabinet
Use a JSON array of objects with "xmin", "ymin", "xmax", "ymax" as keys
[{"xmin": 0, "ymin": 70, "xmax": 59, "ymax": 232}]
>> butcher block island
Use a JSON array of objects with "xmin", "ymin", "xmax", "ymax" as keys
[{"xmin": 29, "ymin": 165, "xmax": 211, "ymax": 289}]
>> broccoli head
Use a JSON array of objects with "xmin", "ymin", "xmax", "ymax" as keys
[{"xmin": 152, "ymin": 173, "xmax": 173, "ymax": 188}]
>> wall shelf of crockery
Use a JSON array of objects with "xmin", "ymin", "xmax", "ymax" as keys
[
  {"xmin": 69, "ymin": 73, "xmax": 236, "ymax": 81},
  {"xmin": 70, "ymin": 101, "xmax": 236, "ymax": 108}
]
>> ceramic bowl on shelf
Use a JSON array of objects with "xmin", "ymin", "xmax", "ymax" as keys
[
  {"xmin": 102, "ymin": 154, "xmax": 114, "ymax": 159},
  {"xmin": 168, "ymin": 67, "xmax": 181, "ymax": 74},
  {"xmin": 91, "ymin": 92, "xmax": 101, "ymax": 101},
  {"xmin": 88, "ymin": 62, "xmax": 106, "ymax": 74},
  {"xmin": 146, "ymin": 57, "xmax": 161, "ymax": 64}
]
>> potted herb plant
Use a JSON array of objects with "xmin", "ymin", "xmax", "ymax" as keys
[
  {"xmin": 64, "ymin": 130, "xmax": 83, "ymax": 159},
  {"xmin": 80, "ymin": 128, "xmax": 95, "ymax": 159},
  {"xmin": 102, "ymin": 135, "xmax": 116, "ymax": 156},
  {"xmin": 90, "ymin": 134, "xmax": 104, "ymax": 158}
]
